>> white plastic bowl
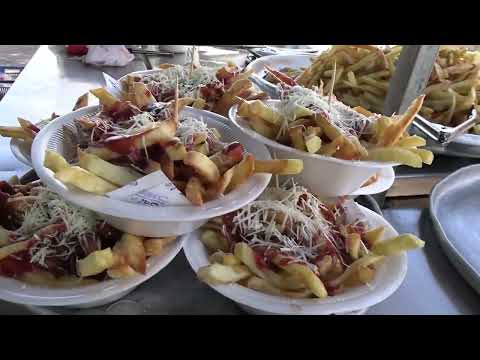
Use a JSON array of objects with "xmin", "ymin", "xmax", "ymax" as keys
[
  {"xmin": 229, "ymin": 102, "xmax": 396, "ymax": 197},
  {"xmin": 0, "ymin": 234, "xmax": 186, "ymax": 308},
  {"xmin": 183, "ymin": 205, "xmax": 407, "ymax": 315},
  {"xmin": 31, "ymin": 106, "xmax": 272, "ymax": 237}
]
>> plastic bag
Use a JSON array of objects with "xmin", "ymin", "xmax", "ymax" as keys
[{"xmin": 84, "ymin": 45, "xmax": 134, "ymax": 67}]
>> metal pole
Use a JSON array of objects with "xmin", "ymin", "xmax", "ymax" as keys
[
  {"xmin": 375, "ymin": 45, "xmax": 440, "ymax": 208},
  {"xmin": 383, "ymin": 45, "xmax": 440, "ymax": 116}
]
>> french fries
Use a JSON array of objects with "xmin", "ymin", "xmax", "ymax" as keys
[
  {"xmin": 90, "ymin": 88, "xmax": 119, "ymax": 110},
  {"xmin": 198, "ymin": 263, "xmax": 251, "ymax": 284},
  {"xmin": 253, "ymin": 159, "xmax": 303, "ymax": 175},
  {"xmin": 0, "ymin": 126, "xmax": 32, "ymax": 140},
  {"xmin": 78, "ymin": 149, "xmax": 142, "ymax": 187},
  {"xmin": 284, "ymin": 45, "xmax": 480, "ymax": 132},
  {"xmin": 44, "ymin": 150, "xmax": 71, "ymax": 173},
  {"xmin": 112, "ymin": 233, "xmax": 146, "ymax": 274},
  {"xmin": 246, "ymin": 276, "xmax": 312, "ymax": 298},
  {"xmin": 183, "ymin": 151, "xmax": 220, "ymax": 184},
  {"xmin": 0, "ymin": 177, "xmax": 182, "ymax": 286},
  {"xmin": 372, "ymin": 234, "xmax": 425, "ymax": 256},
  {"xmin": 226, "ymin": 154, "xmax": 255, "ymax": 192},
  {"xmin": 132, "ymin": 82, "xmax": 157, "ymax": 109},
  {"xmin": 144, "ymin": 236, "xmax": 177, "ymax": 257},
  {"xmin": 185, "ymin": 176, "xmax": 206, "ymax": 205},
  {"xmin": 76, "ymin": 248, "xmax": 115, "ymax": 277},
  {"xmin": 73, "ymin": 92, "xmax": 89, "ymax": 111},
  {"xmin": 0, "ymin": 240, "xmax": 31, "ymax": 261},
  {"xmin": 124, "ymin": 63, "xmax": 262, "ymax": 117},
  {"xmin": 200, "ymin": 229, "xmax": 228, "ymax": 252},
  {"xmin": 195, "ymin": 183, "xmax": 426, "ymax": 299},
  {"xmin": 54, "ymin": 166, "xmax": 118, "ymax": 195},
  {"xmin": 42, "ymin": 83, "xmax": 305, "ymax": 206},
  {"xmin": 237, "ymin": 87, "xmax": 432, "ymax": 167},
  {"xmin": 366, "ymin": 147, "xmax": 423, "ymax": 167}
]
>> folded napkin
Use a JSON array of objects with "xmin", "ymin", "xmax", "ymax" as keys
[{"xmin": 84, "ymin": 45, "xmax": 134, "ymax": 67}]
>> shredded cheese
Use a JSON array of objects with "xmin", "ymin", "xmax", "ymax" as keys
[
  {"xmin": 277, "ymin": 86, "xmax": 380, "ymax": 137},
  {"xmin": 14, "ymin": 189, "xmax": 96, "ymax": 268},
  {"xmin": 177, "ymin": 115, "xmax": 220, "ymax": 147},
  {"xmin": 140, "ymin": 64, "xmax": 222, "ymax": 99},
  {"xmin": 232, "ymin": 181, "xmax": 341, "ymax": 272}
]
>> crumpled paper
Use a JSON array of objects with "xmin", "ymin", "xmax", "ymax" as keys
[{"xmin": 84, "ymin": 45, "xmax": 134, "ymax": 67}]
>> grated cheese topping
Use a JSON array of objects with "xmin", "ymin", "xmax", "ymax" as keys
[
  {"xmin": 140, "ymin": 64, "xmax": 222, "ymax": 99},
  {"xmin": 177, "ymin": 115, "xmax": 219, "ymax": 146},
  {"xmin": 277, "ymin": 85, "xmax": 380, "ymax": 137},
  {"xmin": 231, "ymin": 181, "xmax": 343, "ymax": 272},
  {"xmin": 14, "ymin": 189, "xmax": 96, "ymax": 268}
]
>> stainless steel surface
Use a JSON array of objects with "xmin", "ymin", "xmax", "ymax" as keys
[
  {"xmin": 383, "ymin": 45, "xmax": 439, "ymax": 115},
  {"xmin": 430, "ymin": 165, "xmax": 480, "ymax": 295},
  {"xmin": 367, "ymin": 207, "xmax": 480, "ymax": 314},
  {"xmin": 1, "ymin": 45, "xmax": 479, "ymax": 315}
]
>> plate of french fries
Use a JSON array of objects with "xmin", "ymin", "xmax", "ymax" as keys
[
  {"xmin": 228, "ymin": 85, "xmax": 433, "ymax": 196},
  {"xmin": 248, "ymin": 45, "xmax": 480, "ymax": 152},
  {"xmin": 30, "ymin": 84, "xmax": 304, "ymax": 237},
  {"xmin": 0, "ymin": 176, "xmax": 186, "ymax": 307},
  {"xmin": 184, "ymin": 182, "xmax": 424, "ymax": 315}
]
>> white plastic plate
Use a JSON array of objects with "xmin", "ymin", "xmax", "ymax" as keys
[
  {"xmin": 31, "ymin": 106, "xmax": 272, "ymax": 237},
  {"xmin": 228, "ymin": 102, "xmax": 396, "ymax": 197},
  {"xmin": 184, "ymin": 204, "xmax": 407, "ymax": 315}
]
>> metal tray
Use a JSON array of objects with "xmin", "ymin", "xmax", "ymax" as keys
[
  {"xmin": 430, "ymin": 164, "xmax": 480, "ymax": 295},
  {"xmin": 25, "ymin": 195, "xmax": 381, "ymax": 315}
]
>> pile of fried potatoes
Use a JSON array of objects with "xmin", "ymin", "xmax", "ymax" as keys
[
  {"xmin": 237, "ymin": 94, "xmax": 434, "ymax": 168},
  {"xmin": 122, "ymin": 63, "xmax": 266, "ymax": 116},
  {"xmin": 289, "ymin": 45, "xmax": 480, "ymax": 134},
  {"xmin": 18, "ymin": 234, "xmax": 178, "ymax": 287},
  {"xmin": 0, "ymin": 176, "xmax": 178, "ymax": 287},
  {"xmin": 197, "ymin": 218, "xmax": 425, "ymax": 299},
  {"xmin": 77, "ymin": 233, "xmax": 177, "ymax": 280}
]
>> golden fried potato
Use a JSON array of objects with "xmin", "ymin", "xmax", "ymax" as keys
[
  {"xmin": 226, "ymin": 153, "xmax": 255, "ymax": 192},
  {"xmin": 78, "ymin": 150, "xmax": 141, "ymax": 187},
  {"xmin": 44, "ymin": 150, "xmax": 71, "ymax": 173},
  {"xmin": 253, "ymin": 159, "xmax": 303, "ymax": 175},
  {"xmin": 185, "ymin": 176, "xmax": 206, "ymax": 206},
  {"xmin": 112, "ymin": 234, "xmax": 146, "ymax": 274},
  {"xmin": 198, "ymin": 263, "xmax": 251, "ymax": 284},
  {"xmin": 54, "ymin": 166, "xmax": 118, "ymax": 195},
  {"xmin": 132, "ymin": 82, "xmax": 157, "ymax": 109},
  {"xmin": 184, "ymin": 151, "xmax": 220, "ymax": 184},
  {"xmin": 77, "ymin": 248, "xmax": 115, "ymax": 277}
]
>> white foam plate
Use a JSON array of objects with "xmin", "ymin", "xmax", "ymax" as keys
[
  {"xmin": 31, "ymin": 106, "xmax": 272, "ymax": 237},
  {"xmin": 229, "ymin": 102, "xmax": 396, "ymax": 197},
  {"xmin": 184, "ymin": 204, "xmax": 407, "ymax": 315}
]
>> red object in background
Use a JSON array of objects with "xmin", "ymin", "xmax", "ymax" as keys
[{"xmin": 66, "ymin": 45, "xmax": 89, "ymax": 56}]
